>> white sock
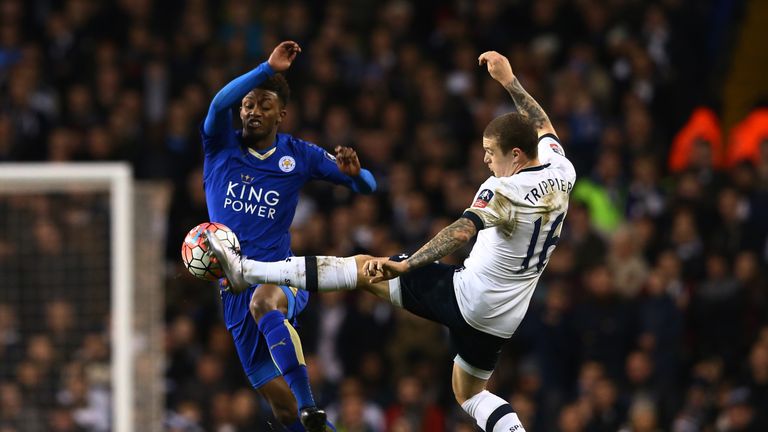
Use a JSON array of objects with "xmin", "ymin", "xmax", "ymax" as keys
[
  {"xmin": 316, "ymin": 256, "xmax": 358, "ymax": 291},
  {"xmin": 242, "ymin": 257, "xmax": 303, "ymax": 287},
  {"xmin": 242, "ymin": 256, "xmax": 357, "ymax": 292},
  {"xmin": 461, "ymin": 390, "xmax": 525, "ymax": 432}
]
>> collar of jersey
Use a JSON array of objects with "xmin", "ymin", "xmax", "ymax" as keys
[
  {"xmin": 247, "ymin": 145, "xmax": 277, "ymax": 160},
  {"xmin": 237, "ymin": 130, "xmax": 279, "ymax": 160},
  {"xmin": 518, "ymin": 163, "xmax": 550, "ymax": 174}
]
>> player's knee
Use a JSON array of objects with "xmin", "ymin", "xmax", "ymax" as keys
[{"xmin": 249, "ymin": 294, "xmax": 278, "ymax": 321}]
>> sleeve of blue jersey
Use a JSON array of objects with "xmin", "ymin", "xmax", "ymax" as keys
[
  {"xmin": 304, "ymin": 142, "xmax": 377, "ymax": 194},
  {"xmin": 201, "ymin": 62, "xmax": 275, "ymax": 149},
  {"xmin": 351, "ymin": 169, "xmax": 376, "ymax": 194}
]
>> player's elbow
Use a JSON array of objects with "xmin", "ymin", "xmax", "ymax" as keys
[{"xmin": 208, "ymin": 96, "xmax": 227, "ymax": 114}]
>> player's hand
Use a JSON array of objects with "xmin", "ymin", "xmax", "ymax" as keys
[
  {"xmin": 478, "ymin": 51, "xmax": 515, "ymax": 86},
  {"xmin": 335, "ymin": 146, "xmax": 361, "ymax": 177},
  {"xmin": 268, "ymin": 41, "xmax": 301, "ymax": 72},
  {"xmin": 218, "ymin": 276, "xmax": 247, "ymax": 294},
  {"xmin": 363, "ymin": 258, "xmax": 410, "ymax": 283},
  {"xmin": 220, "ymin": 277, "xmax": 230, "ymax": 289}
]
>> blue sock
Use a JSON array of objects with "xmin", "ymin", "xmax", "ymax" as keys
[
  {"xmin": 258, "ymin": 310, "xmax": 316, "ymax": 410},
  {"xmin": 286, "ymin": 419, "xmax": 306, "ymax": 432}
]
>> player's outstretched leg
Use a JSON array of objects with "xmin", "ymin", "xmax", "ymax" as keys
[{"xmin": 205, "ymin": 229, "xmax": 359, "ymax": 294}]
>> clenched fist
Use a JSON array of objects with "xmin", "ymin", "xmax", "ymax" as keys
[
  {"xmin": 478, "ymin": 51, "xmax": 515, "ymax": 86},
  {"xmin": 334, "ymin": 146, "xmax": 361, "ymax": 177}
]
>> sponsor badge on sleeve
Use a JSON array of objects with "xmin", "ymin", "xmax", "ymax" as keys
[{"xmin": 473, "ymin": 189, "xmax": 494, "ymax": 208}]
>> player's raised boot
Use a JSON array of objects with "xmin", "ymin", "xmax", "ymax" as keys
[
  {"xmin": 203, "ymin": 229, "xmax": 249, "ymax": 293},
  {"xmin": 299, "ymin": 407, "xmax": 329, "ymax": 432}
]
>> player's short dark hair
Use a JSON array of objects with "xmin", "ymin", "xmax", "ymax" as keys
[
  {"xmin": 483, "ymin": 113, "xmax": 538, "ymax": 157},
  {"xmin": 255, "ymin": 73, "xmax": 290, "ymax": 107}
]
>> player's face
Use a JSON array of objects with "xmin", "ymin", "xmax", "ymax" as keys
[
  {"xmin": 483, "ymin": 137, "xmax": 530, "ymax": 176},
  {"xmin": 240, "ymin": 90, "xmax": 286, "ymax": 139},
  {"xmin": 482, "ymin": 137, "xmax": 516, "ymax": 176}
]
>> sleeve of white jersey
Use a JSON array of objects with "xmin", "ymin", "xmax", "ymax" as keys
[
  {"xmin": 537, "ymin": 133, "xmax": 576, "ymax": 179},
  {"xmin": 461, "ymin": 177, "xmax": 507, "ymax": 231},
  {"xmin": 537, "ymin": 133, "xmax": 567, "ymax": 164}
]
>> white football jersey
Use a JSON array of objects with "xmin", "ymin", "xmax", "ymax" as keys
[{"xmin": 453, "ymin": 135, "xmax": 576, "ymax": 338}]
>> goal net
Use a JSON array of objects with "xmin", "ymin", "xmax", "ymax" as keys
[{"xmin": 0, "ymin": 163, "xmax": 167, "ymax": 432}]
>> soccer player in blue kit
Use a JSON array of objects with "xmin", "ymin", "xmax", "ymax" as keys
[{"xmin": 201, "ymin": 40, "xmax": 376, "ymax": 431}]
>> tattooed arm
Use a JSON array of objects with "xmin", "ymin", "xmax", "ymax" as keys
[
  {"xmin": 502, "ymin": 77, "xmax": 555, "ymax": 136},
  {"xmin": 478, "ymin": 51, "xmax": 557, "ymax": 137},
  {"xmin": 406, "ymin": 217, "xmax": 477, "ymax": 268},
  {"xmin": 363, "ymin": 217, "xmax": 477, "ymax": 282}
]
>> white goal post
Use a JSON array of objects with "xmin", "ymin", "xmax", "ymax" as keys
[{"xmin": 0, "ymin": 163, "xmax": 134, "ymax": 432}]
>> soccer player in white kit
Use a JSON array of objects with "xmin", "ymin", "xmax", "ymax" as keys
[{"xmin": 206, "ymin": 50, "xmax": 576, "ymax": 432}]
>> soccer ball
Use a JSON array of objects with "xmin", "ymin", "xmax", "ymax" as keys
[{"xmin": 181, "ymin": 222, "xmax": 240, "ymax": 281}]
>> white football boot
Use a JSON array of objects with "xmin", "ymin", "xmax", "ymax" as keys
[{"xmin": 203, "ymin": 229, "xmax": 249, "ymax": 294}]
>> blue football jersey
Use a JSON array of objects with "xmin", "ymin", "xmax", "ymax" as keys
[
  {"xmin": 201, "ymin": 126, "xmax": 354, "ymax": 262},
  {"xmin": 201, "ymin": 125, "xmax": 358, "ymax": 329}
]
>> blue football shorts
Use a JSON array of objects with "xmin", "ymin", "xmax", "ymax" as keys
[{"xmin": 225, "ymin": 283, "xmax": 309, "ymax": 389}]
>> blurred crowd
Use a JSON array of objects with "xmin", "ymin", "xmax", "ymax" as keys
[{"xmin": 1, "ymin": 0, "xmax": 767, "ymax": 431}]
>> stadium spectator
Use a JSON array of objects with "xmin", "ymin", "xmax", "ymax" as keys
[
  {"xmin": 1, "ymin": 0, "xmax": 766, "ymax": 430},
  {"xmin": 385, "ymin": 375, "xmax": 445, "ymax": 431}
]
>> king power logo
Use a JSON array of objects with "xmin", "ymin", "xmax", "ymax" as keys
[{"xmin": 224, "ymin": 178, "xmax": 280, "ymax": 219}]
